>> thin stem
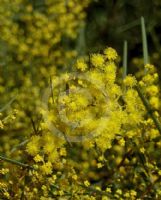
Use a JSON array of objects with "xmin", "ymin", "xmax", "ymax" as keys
[
  {"xmin": 0, "ymin": 154, "xmax": 33, "ymax": 169},
  {"xmin": 0, "ymin": 95, "xmax": 17, "ymax": 112},
  {"xmin": 11, "ymin": 139, "xmax": 29, "ymax": 153},
  {"xmin": 123, "ymin": 40, "xmax": 128, "ymax": 79},
  {"xmin": 30, "ymin": 117, "xmax": 37, "ymax": 134},
  {"xmin": 141, "ymin": 16, "xmax": 149, "ymax": 66},
  {"xmin": 117, "ymin": 19, "xmax": 140, "ymax": 33},
  {"xmin": 50, "ymin": 76, "xmax": 54, "ymax": 103}
]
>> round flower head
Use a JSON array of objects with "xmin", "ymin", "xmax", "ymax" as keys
[
  {"xmin": 145, "ymin": 64, "xmax": 156, "ymax": 73},
  {"xmin": 76, "ymin": 58, "xmax": 88, "ymax": 71},
  {"xmin": 123, "ymin": 75, "xmax": 137, "ymax": 87},
  {"xmin": 104, "ymin": 47, "xmax": 118, "ymax": 60},
  {"xmin": 91, "ymin": 53, "xmax": 104, "ymax": 68}
]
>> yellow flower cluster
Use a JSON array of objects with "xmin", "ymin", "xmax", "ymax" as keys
[
  {"xmin": 123, "ymin": 75, "xmax": 137, "ymax": 87},
  {"xmin": 104, "ymin": 47, "xmax": 118, "ymax": 60},
  {"xmin": 26, "ymin": 135, "xmax": 41, "ymax": 156},
  {"xmin": 91, "ymin": 53, "xmax": 105, "ymax": 68},
  {"xmin": 0, "ymin": 45, "xmax": 161, "ymax": 199},
  {"xmin": 143, "ymin": 64, "xmax": 160, "ymax": 110},
  {"xmin": 0, "ymin": 0, "xmax": 90, "ymax": 75},
  {"xmin": 45, "ymin": 48, "xmax": 128, "ymax": 152},
  {"xmin": 0, "ymin": 0, "xmax": 91, "ymax": 143},
  {"xmin": 76, "ymin": 58, "xmax": 88, "ymax": 71}
]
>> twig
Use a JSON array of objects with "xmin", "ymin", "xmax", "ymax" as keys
[
  {"xmin": 11, "ymin": 139, "xmax": 29, "ymax": 153},
  {"xmin": 30, "ymin": 117, "xmax": 37, "ymax": 134},
  {"xmin": 50, "ymin": 76, "xmax": 54, "ymax": 103},
  {"xmin": 0, "ymin": 154, "xmax": 33, "ymax": 169},
  {"xmin": 117, "ymin": 19, "xmax": 140, "ymax": 33}
]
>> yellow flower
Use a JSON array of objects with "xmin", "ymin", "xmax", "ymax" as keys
[
  {"xmin": 98, "ymin": 155, "xmax": 105, "ymax": 161},
  {"xmin": 116, "ymin": 189, "xmax": 122, "ymax": 195},
  {"xmin": 140, "ymin": 147, "xmax": 145, "ymax": 153},
  {"xmin": 130, "ymin": 190, "xmax": 137, "ymax": 196},
  {"xmin": 34, "ymin": 154, "xmax": 43, "ymax": 162},
  {"xmin": 41, "ymin": 162, "xmax": 53, "ymax": 175},
  {"xmin": 26, "ymin": 136, "xmax": 40, "ymax": 156},
  {"xmin": 149, "ymin": 128, "xmax": 159, "ymax": 139},
  {"xmin": 146, "ymin": 85, "xmax": 159, "ymax": 96},
  {"xmin": 102, "ymin": 196, "xmax": 109, "ymax": 200},
  {"xmin": 106, "ymin": 188, "xmax": 111, "ymax": 193},
  {"xmin": 118, "ymin": 138, "xmax": 125, "ymax": 146},
  {"xmin": 145, "ymin": 64, "xmax": 155, "ymax": 73},
  {"xmin": 41, "ymin": 185, "xmax": 47, "ymax": 191},
  {"xmin": 149, "ymin": 96, "xmax": 159, "ymax": 109},
  {"xmin": 123, "ymin": 75, "xmax": 137, "ymax": 87},
  {"xmin": 124, "ymin": 192, "xmax": 130, "ymax": 198},
  {"xmin": 4, "ymin": 192, "xmax": 10, "ymax": 199},
  {"xmin": 91, "ymin": 54, "xmax": 104, "ymax": 68},
  {"xmin": 72, "ymin": 174, "xmax": 78, "ymax": 180},
  {"xmin": 95, "ymin": 186, "xmax": 101, "ymax": 191},
  {"xmin": 0, "ymin": 168, "xmax": 9, "ymax": 174},
  {"xmin": 58, "ymin": 190, "xmax": 64, "ymax": 196},
  {"xmin": 84, "ymin": 180, "xmax": 90, "ymax": 187},
  {"xmin": 60, "ymin": 147, "xmax": 67, "ymax": 156},
  {"xmin": 43, "ymin": 143, "xmax": 55, "ymax": 154},
  {"xmin": 97, "ymin": 163, "xmax": 104, "ymax": 168},
  {"xmin": 48, "ymin": 151, "xmax": 59, "ymax": 163},
  {"xmin": 104, "ymin": 47, "xmax": 118, "ymax": 60},
  {"xmin": 76, "ymin": 58, "xmax": 87, "ymax": 71}
]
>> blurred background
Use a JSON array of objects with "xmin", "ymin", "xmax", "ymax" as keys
[
  {"xmin": 84, "ymin": 0, "xmax": 161, "ymax": 71},
  {"xmin": 1, "ymin": 0, "xmax": 161, "ymax": 80}
]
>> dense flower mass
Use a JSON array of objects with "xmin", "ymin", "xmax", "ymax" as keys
[
  {"xmin": 1, "ymin": 44, "xmax": 161, "ymax": 199},
  {"xmin": 0, "ymin": 1, "xmax": 161, "ymax": 199},
  {"xmin": 0, "ymin": 0, "xmax": 91, "ymax": 149}
]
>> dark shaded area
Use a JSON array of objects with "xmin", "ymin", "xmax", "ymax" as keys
[{"xmin": 84, "ymin": 0, "xmax": 161, "ymax": 73}]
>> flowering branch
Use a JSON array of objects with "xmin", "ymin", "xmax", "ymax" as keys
[{"xmin": 135, "ymin": 85, "xmax": 161, "ymax": 135}]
